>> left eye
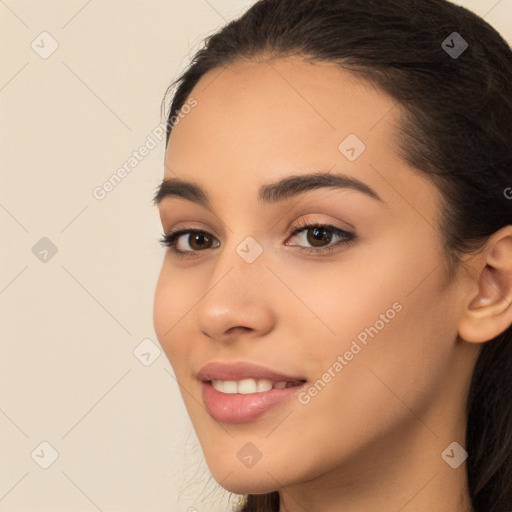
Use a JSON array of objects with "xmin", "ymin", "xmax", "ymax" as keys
[
  {"xmin": 158, "ymin": 222, "xmax": 356, "ymax": 257},
  {"xmin": 285, "ymin": 223, "xmax": 356, "ymax": 253}
]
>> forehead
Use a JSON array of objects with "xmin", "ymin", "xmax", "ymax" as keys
[{"xmin": 166, "ymin": 57, "xmax": 398, "ymax": 167}]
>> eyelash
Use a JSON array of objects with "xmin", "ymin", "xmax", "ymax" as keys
[{"xmin": 158, "ymin": 219, "xmax": 356, "ymax": 259}]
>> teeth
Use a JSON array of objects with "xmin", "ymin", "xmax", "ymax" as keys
[
  {"xmin": 211, "ymin": 378, "xmax": 301, "ymax": 394},
  {"xmin": 256, "ymin": 379, "xmax": 273, "ymax": 392}
]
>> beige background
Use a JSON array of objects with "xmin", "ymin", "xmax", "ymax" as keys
[{"xmin": 1, "ymin": 1, "xmax": 510, "ymax": 511}]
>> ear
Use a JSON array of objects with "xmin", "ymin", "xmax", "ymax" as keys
[{"xmin": 458, "ymin": 225, "xmax": 512, "ymax": 343}]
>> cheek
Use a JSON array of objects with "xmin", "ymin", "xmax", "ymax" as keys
[
  {"xmin": 307, "ymin": 267, "xmax": 457, "ymax": 433},
  {"xmin": 153, "ymin": 262, "xmax": 201, "ymax": 368}
]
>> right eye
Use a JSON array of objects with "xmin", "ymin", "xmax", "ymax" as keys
[{"xmin": 158, "ymin": 229, "xmax": 220, "ymax": 258}]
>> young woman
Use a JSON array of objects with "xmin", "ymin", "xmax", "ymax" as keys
[{"xmin": 153, "ymin": 0, "xmax": 512, "ymax": 510}]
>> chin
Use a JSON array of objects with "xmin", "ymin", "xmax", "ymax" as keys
[{"xmin": 209, "ymin": 468, "xmax": 282, "ymax": 494}]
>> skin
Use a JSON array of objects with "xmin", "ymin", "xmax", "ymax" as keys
[{"xmin": 153, "ymin": 56, "xmax": 512, "ymax": 512}]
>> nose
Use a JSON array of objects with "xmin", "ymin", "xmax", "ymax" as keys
[{"xmin": 194, "ymin": 258, "xmax": 276, "ymax": 343}]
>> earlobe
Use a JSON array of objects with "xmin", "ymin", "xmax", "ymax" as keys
[{"xmin": 458, "ymin": 226, "xmax": 512, "ymax": 343}]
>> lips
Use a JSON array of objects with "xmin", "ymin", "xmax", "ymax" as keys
[{"xmin": 196, "ymin": 361, "xmax": 307, "ymax": 383}]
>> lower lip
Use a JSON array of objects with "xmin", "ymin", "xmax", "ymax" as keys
[{"xmin": 201, "ymin": 381, "xmax": 307, "ymax": 424}]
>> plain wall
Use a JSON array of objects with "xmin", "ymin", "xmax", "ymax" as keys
[{"xmin": 1, "ymin": 1, "xmax": 511, "ymax": 510}]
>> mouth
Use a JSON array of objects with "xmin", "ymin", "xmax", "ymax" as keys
[{"xmin": 196, "ymin": 361, "xmax": 308, "ymax": 424}]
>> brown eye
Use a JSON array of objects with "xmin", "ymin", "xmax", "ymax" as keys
[
  {"xmin": 306, "ymin": 227, "xmax": 333, "ymax": 247},
  {"xmin": 188, "ymin": 232, "xmax": 214, "ymax": 251}
]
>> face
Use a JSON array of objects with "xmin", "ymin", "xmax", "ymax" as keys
[{"xmin": 153, "ymin": 57, "xmax": 476, "ymax": 495}]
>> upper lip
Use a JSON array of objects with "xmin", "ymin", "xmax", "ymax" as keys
[{"xmin": 196, "ymin": 361, "xmax": 307, "ymax": 383}]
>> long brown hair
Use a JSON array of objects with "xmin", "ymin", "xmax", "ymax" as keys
[{"xmin": 161, "ymin": 1, "xmax": 512, "ymax": 510}]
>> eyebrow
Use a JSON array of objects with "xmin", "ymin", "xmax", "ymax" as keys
[{"xmin": 153, "ymin": 171, "xmax": 383, "ymax": 207}]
